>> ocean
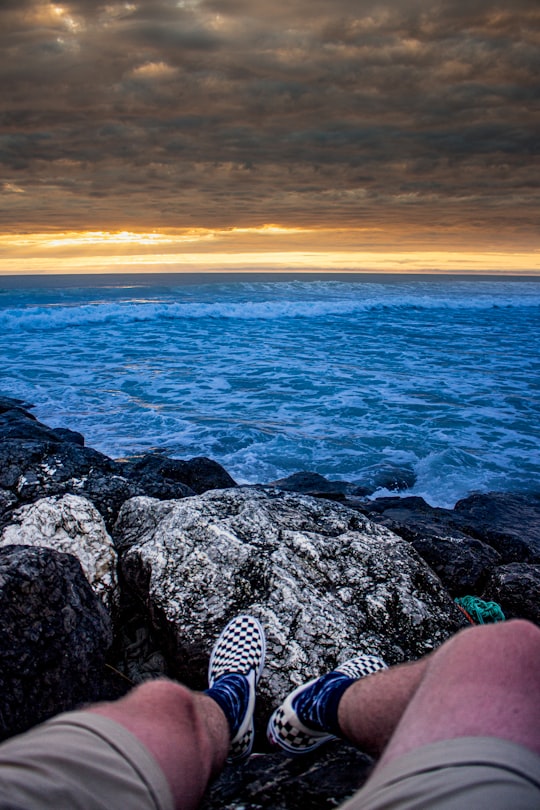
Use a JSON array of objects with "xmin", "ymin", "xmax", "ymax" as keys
[{"xmin": 1, "ymin": 272, "xmax": 539, "ymax": 508}]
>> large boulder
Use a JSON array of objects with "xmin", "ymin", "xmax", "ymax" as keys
[
  {"xmin": 0, "ymin": 494, "xmax": 118, "ymax": 610},
  {"xmin": 116, "ymin": 487, "xmax": 466, "ymax": 740},
  {"xmin": 483, "ymin": 563, "xmax": 540, "ymax": 625},
  {"xmin": 0, "ymin": 545, "xmax": 113, "ymax": 741},
  {"xmin": 347, "ymin": 493, "xmax": 540, "ymax": 597},
  {"xmin": 357, "ymin": 497, "xmax": 502, "ymax": 594},
  {"xmin": 453, "ymin": 492, "xmax": 540, "ymax": 562},
  {"xmin": 401, "ymin": 533, "xmax": 501, "ymax": 595},
  {"xmin": 120, "ymin": 453, "xmax": 237, "ymax": 497}
]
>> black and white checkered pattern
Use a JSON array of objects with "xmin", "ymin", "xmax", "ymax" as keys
[
  {"xmin": 268, "ymin": 701, "xmax": 335, "ymax": 753},
  {"xmin": 336, "ymin": 654, "xmax": 387, "ymax": 680},
  {"xmin": 208, "ymin": 615, "xmax": 265, "ymax": 763},
  {"xmin": 267, "ymin": 653, "xmax": 387, "ymax": 756},
  {"xmin": 229, "ymin": 726, "xmax": 253, "ymax": 760},
  {"xmin": 208, "ymin": 615, "xmax": 266, "ymax": 685}
]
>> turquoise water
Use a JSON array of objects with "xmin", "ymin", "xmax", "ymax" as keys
[{"xmin": 1, "ymin": 273, "xmax": 539, "ymax": 507}]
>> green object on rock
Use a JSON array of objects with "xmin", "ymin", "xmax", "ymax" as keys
[{"xmin": 455, "ymin": 595, "xmax": 506, "ymax": 624}]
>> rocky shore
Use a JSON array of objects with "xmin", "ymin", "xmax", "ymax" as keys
[{"xmin": 1, "ymin": 395, "xmax": 539, "ymax": 809}]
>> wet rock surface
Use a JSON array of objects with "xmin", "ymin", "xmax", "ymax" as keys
[
  {"xmin": 117, "ymin": 452, "xmax": 237, "ymax": 500},
  {"xmin": 267, "ymin": 471, "xmax": 350, "ymax": 501},
  {"xmin": 0, "ymin": 398, "xmax": 236, "ymax": 530}
]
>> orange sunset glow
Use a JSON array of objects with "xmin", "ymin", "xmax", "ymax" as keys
[{"xmin": 1, "ymin": 228, "xmax": 539, "ymax": 276}]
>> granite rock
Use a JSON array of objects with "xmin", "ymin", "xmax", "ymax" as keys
[
  {"xmin": 0, "ymin": 438, "xmax": 141, "ymax": 531},
  {"xmin": 0, "ymin": 402, "xmax": 237, "ymax": 531},
  {"xmin": 116, "ymin": 487, "xmax": 466, "ymax": 744},
  {"xmin": 0, "ymin": 494, "xmax": 118, "ymax": 610}
]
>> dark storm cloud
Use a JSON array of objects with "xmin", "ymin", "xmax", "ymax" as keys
[{"xmin": 0, "ymin": 0, "xmax": 538, "ymax": 238}]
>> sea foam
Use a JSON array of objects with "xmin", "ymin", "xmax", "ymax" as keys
[{"xmin": 2, "ymin": 275, "xmax": 539, "ymax": 507}]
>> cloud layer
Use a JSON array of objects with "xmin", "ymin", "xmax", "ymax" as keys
[{"xmin": 1, "ymin": 0, "xmax": 539, "ymax": 250}]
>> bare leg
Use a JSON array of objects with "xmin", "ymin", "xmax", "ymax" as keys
[
  {"xmin": 89, "ymin": 679, "xmax": 229, "ymax": 810},
  {"xmin": 337, "ymin": 620, "xmax": 540, "ymax": 768},
  {"xmin": 378, "ymin": 618, "xmax": 540, "ymax": 767},
  {"xmin": 338, "ymin": 657, "xmax": 428, "ymax": 758}
]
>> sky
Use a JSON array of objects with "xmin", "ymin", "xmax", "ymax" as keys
[{"xmin": 1, "ymin": 0, "xmax": 539, "ymax": 274}]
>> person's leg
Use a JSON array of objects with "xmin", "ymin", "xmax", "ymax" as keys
[
  {"xmin": 0, "ymin": 615, "xmax": 265, "ymax": 810},
  {"xmin": 337, "ymin": 619, "xmax": 540, "ymax": 768},
  {"xmin": 267, "ymin": 648, "xmax": 423, "ymax": 757},
  {"xmin": 89, "ymin": 614, "xmax": 265, "ymax": 810},
  {"xmin": 375, "ymin": 617, "xmax": 540, "ymax": 768},
  {"xmin": 269, "ymin": 619, "xmax": 540, "ymax": 765},
  {"xmin": 88, "ymin": 680, "xmax": 228, "ymax": 810},
  {"xmin": 337, "ymin": 657, "xmax": 428, "ymax": 758},
  {"xmin": 337, "ymin": 620, "xmax": 540, "ymax": 810},
  {"xmin": 0, "ymin": 682, "xmax": 225, "ymax": 810}
]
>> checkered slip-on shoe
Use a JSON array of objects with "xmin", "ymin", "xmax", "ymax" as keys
[
  {"xmin": 267, "ymin": 653, "xmax": 387, "ymax": 756},
  {"xmin": 208, "ymin": 615, "xmax": 266, "ymax": 762}
]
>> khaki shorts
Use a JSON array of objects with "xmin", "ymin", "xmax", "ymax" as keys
[
  {"xmin": 0, "ymin": 714, "xmax": 539, "ymax": 810},
  {"xmin": 342, "ymin": 737, "xmax": 540, "ymax": 810},
  {"xmin": 0, "ymin": 712, "xmax": 174, "ymax": 810}
]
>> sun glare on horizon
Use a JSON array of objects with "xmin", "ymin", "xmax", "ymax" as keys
[{"xmin": 0, "ymin": 227, "xmax": 538, "ymax": 276}]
